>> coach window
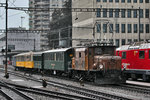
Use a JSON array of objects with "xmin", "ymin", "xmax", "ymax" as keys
[
  {"xmin": 139, "ymin": 51, "xmax": 145, "ymax": 59},
  {"xmin": 122, "ymin": 52, "xmax": 126, "ymax": 59}
]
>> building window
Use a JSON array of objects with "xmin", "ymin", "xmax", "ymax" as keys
[
  {"xmin": 140, "ymin": 0, "xmax": 143, "ymax": 3},
  {"xmin": 134, "ymin": 24, "xmax": 138, "ymax": 33},
  {"xmin": 127, "ymin": 0, "xmax": 131, "ymax": 2},
  {"xmin": 140, "ymin": 9, "xmax": 143, "ymax": 18},
  {"xmin": 140, "ymin": 24, "xmax": 144, "ymax": 33},
  {"xmin": 116, "ymin": 24, "xmax": 119, "ymax": 33},
  {"xmin": 97, "ymin": 0, "xmax": 101, "ymax": 2},
  {"xmin": 133, "ymin": 0, "xmax": 137, "ymax": 3},
  {"xmin": 121, "ymin": 24, "xmax": 125, "ymax": 33},
  {"xmin": 97, "ymin": 8, "xmax": 101, "ymax": 17},
  {"xmin": 103, "ymin": 9, "xmax": 107, "ymax": 17},
  {"xmin": 121, "ymin": 0, "xmax": 125, "ymax": 3},
  {"xmin": 97, "ymin": 24, "xmax": 101, "ymax": 32},
  {"xmin": 133, "ymin": 10, "xmax": 137, "ymax": 18},
  {"xmin": 139, "ymin": 51, "xmax": 145, "ymax": 59},
  {"xmin": 103, "ymin": 24, "xmax": 107, "ymax": 33},
  {"xmin": 8, "ymin": 45, "xmax": 15, "ymax": 50},
  {"xmin": 115, "ymin": 9, "xmax": 120, "ymax": 18},
  {"xmin": 146, "ymin": 24, "xmax": 149, "ymax": 33},
  {"xmin": 145, "ymin": 0, "xmax": 149, "ymax": 3},
  {"xmin": 109, "ymin": 9, "xmax": 113, "ymax": 17},
  {"xmin": 122, "ymin": 39, "xmax": 126, "ymax": 45},
  {"xmin": 115, "ymin": 0, "xmax": 119, "ymax": 2},
  {"xmin": 121, "ymin": 9, "xmax": 125, "ymax": 18},
  {"xmin": 109, "ymin": 0, "xmax": 113, "ymax": 2},
  {"xmin": 116, "ymin": 39, "xmax": 120, "ymax": 47},
  {"xmin": 134, "ymin": 39, "xmax": 138, "ymax": 42},
  {"xmin": 128, "ymin": 39, "xmax": 132, "ymax": 44},
  {"xmin": 103, "ymin": 0, "xmax": 107, "ymax": 2},
  {"xmin": 122, "ymin": 52, "xmax": 126, "ymax": 59},
  {"xmin": 128, "ymin": 24, "xmax": 132, "ymax": 33},
  {"xmin": 145, "ymin": 9, "xmax": 149, "ymax": 18},
  {"xmin": 127, "ymin": 9, "xmax": 131, "ymax": 18},
  {"xmin": 109, "ymin": 24, "xmax": 113, "ymax": 33}
]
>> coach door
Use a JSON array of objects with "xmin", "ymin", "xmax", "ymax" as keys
[
  {"xmin": 88, "ymin": 48, "xmax": 94, "ymax": 70},
  {"xmin": 75, "ymin": 48, "xmax": 86, "ymax": 70}
]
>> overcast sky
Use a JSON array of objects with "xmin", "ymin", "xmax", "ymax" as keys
[{"xmin": 0, "ymin": 0, "xmax": 29, "ymax": 29}]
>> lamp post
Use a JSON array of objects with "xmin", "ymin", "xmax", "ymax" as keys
[
  {"xmin": 4, "ymin": 0, "xmax": 9, "ymax": 79},
  {"xmin": 138, "ymin": 7, "xmax": 141, "ymax": 42}
]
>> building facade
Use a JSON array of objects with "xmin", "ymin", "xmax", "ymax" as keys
[
  {"xmin": 72, "ymin": 0, "xmax": 150, "ymax": 47},
  {"xmin": 0, "ymin": 29, "xmax": 41, "ymax": 51},
  {"xmin": 29, "ymin": 0, "xmax": 67, "ymax": 49}
]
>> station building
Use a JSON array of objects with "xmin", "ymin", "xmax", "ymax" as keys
[{"xmin": 0, "ymin": 28, "xmax": 41, "ymax": 65}]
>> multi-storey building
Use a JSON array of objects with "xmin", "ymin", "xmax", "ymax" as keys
[
  {"xmin": 72, "ymin": 0, "xmax": 150, "ymax": 47},
  {"xmin": 29, "ymin": 0, "xmax": 66, "ymax": 49}
]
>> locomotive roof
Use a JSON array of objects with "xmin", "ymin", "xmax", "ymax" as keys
[
  {"xmin": 116, "ymin": 43, "xmax": 150, "ymax": 51},
  {"xmin": 44, "ymin": 47, "xmax": 72, "ymax": 53}
]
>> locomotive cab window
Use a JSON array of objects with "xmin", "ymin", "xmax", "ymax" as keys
[
  {"xmin": 122, "ymin": 52, "xmax": 126, "ymax": 59},
  {"xmin": 139, "ymin": 51, "xmax": 145, "ymax": 59}
]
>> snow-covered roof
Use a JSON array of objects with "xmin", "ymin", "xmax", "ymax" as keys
[
  {"xmin": 116, "ymin": 43, "xmax": 150, "ymax": 51},
  {"xmin": 13, "ymin": 51, "xmax": 33, "ymax": 57},
  {"xmin": 116, "ymin": 45, "xmax": 130, "ymax": 51},
  {"xmin": 44, "ymin": 48, "xmax": 72, "ymax": 53},
  {"xmin": 139, "ymin": 43, "xmax": 150, "ymax": 49},
  {"xmin": 75, "ymin": 48, "xmax": 86, "ymax": 51}
]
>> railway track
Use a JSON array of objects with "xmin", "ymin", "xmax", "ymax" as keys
[
  {"xmin": 0, "ymin": 81, "xmax": 34, "ymax": 100},
  {"xmin": 0, "ymin": 89, "xmax": 13, "ymax": 100},
  {"xmin": 0, "ymin": 69, "xmax": 132, "ymax": 100},
  {"xmin": 118, "ymin": 83, "xmax": 150, "ymax": 95},
  {"xmin": 1, "ymin": 82, "xmax": 92, "ymax": 100}
]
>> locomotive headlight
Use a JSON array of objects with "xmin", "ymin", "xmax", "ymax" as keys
[{"xmin": 99, "ymin": 64, "xmax": 103, "ymax": 69}]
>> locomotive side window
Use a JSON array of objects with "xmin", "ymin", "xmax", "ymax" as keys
[
  {"xmin": 117, "ymin": 51, "xmax": 119, "ymax": 56},
  {"xmin": 79, "ymin": 52, "xmax": 81, "ymax": 58},
  {"xmin": 149, "ymin": 50, "xmax": 150, "ymax": 59},
  {"xmin": 122, "ymin": 52, "xmax": 126, "ymax": 59},
  {"xmin": 139, "ymin": 51, "xmax": 145, "ymax": 59}
]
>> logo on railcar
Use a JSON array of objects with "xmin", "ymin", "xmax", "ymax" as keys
[{"xmin": 122, "ymin": 63, "xmax": 130, "ymax": 70}]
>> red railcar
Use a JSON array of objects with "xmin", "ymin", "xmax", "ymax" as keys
[{"xmin": 116, "ymin": 42, "xmax": 150, "ymax": 81}]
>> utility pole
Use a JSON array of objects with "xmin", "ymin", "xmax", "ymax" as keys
[
  {"xmin": 5, "ymin": 0, "xmax": 9, "ymax": 79},
  {"xmin": 34, "ymin": 39, "xmax": 35, "ymax": 51},
  {"xmin": 138, "ymin": 7, "xmax": 141, "ymax": 42},
  {"xmin": 68, "ymin": 26, "xmax": 70, "ymax": 47}
]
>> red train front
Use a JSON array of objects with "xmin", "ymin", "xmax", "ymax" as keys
[{"xmin": 116, "ymin": 42, "xmax": 150, "ymax": 81}]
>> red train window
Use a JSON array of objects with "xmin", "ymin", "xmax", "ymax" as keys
[
  {"xmin": 149, "ymin": 50, "xmax": 150, "ymax": 59},
  {"xmin": 139, "ymin": 51, "xmax": 145, "ymax": 59},
  {"xmin": 122, "ymin": 52, "xmax": 126, "ymax": 59}
]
